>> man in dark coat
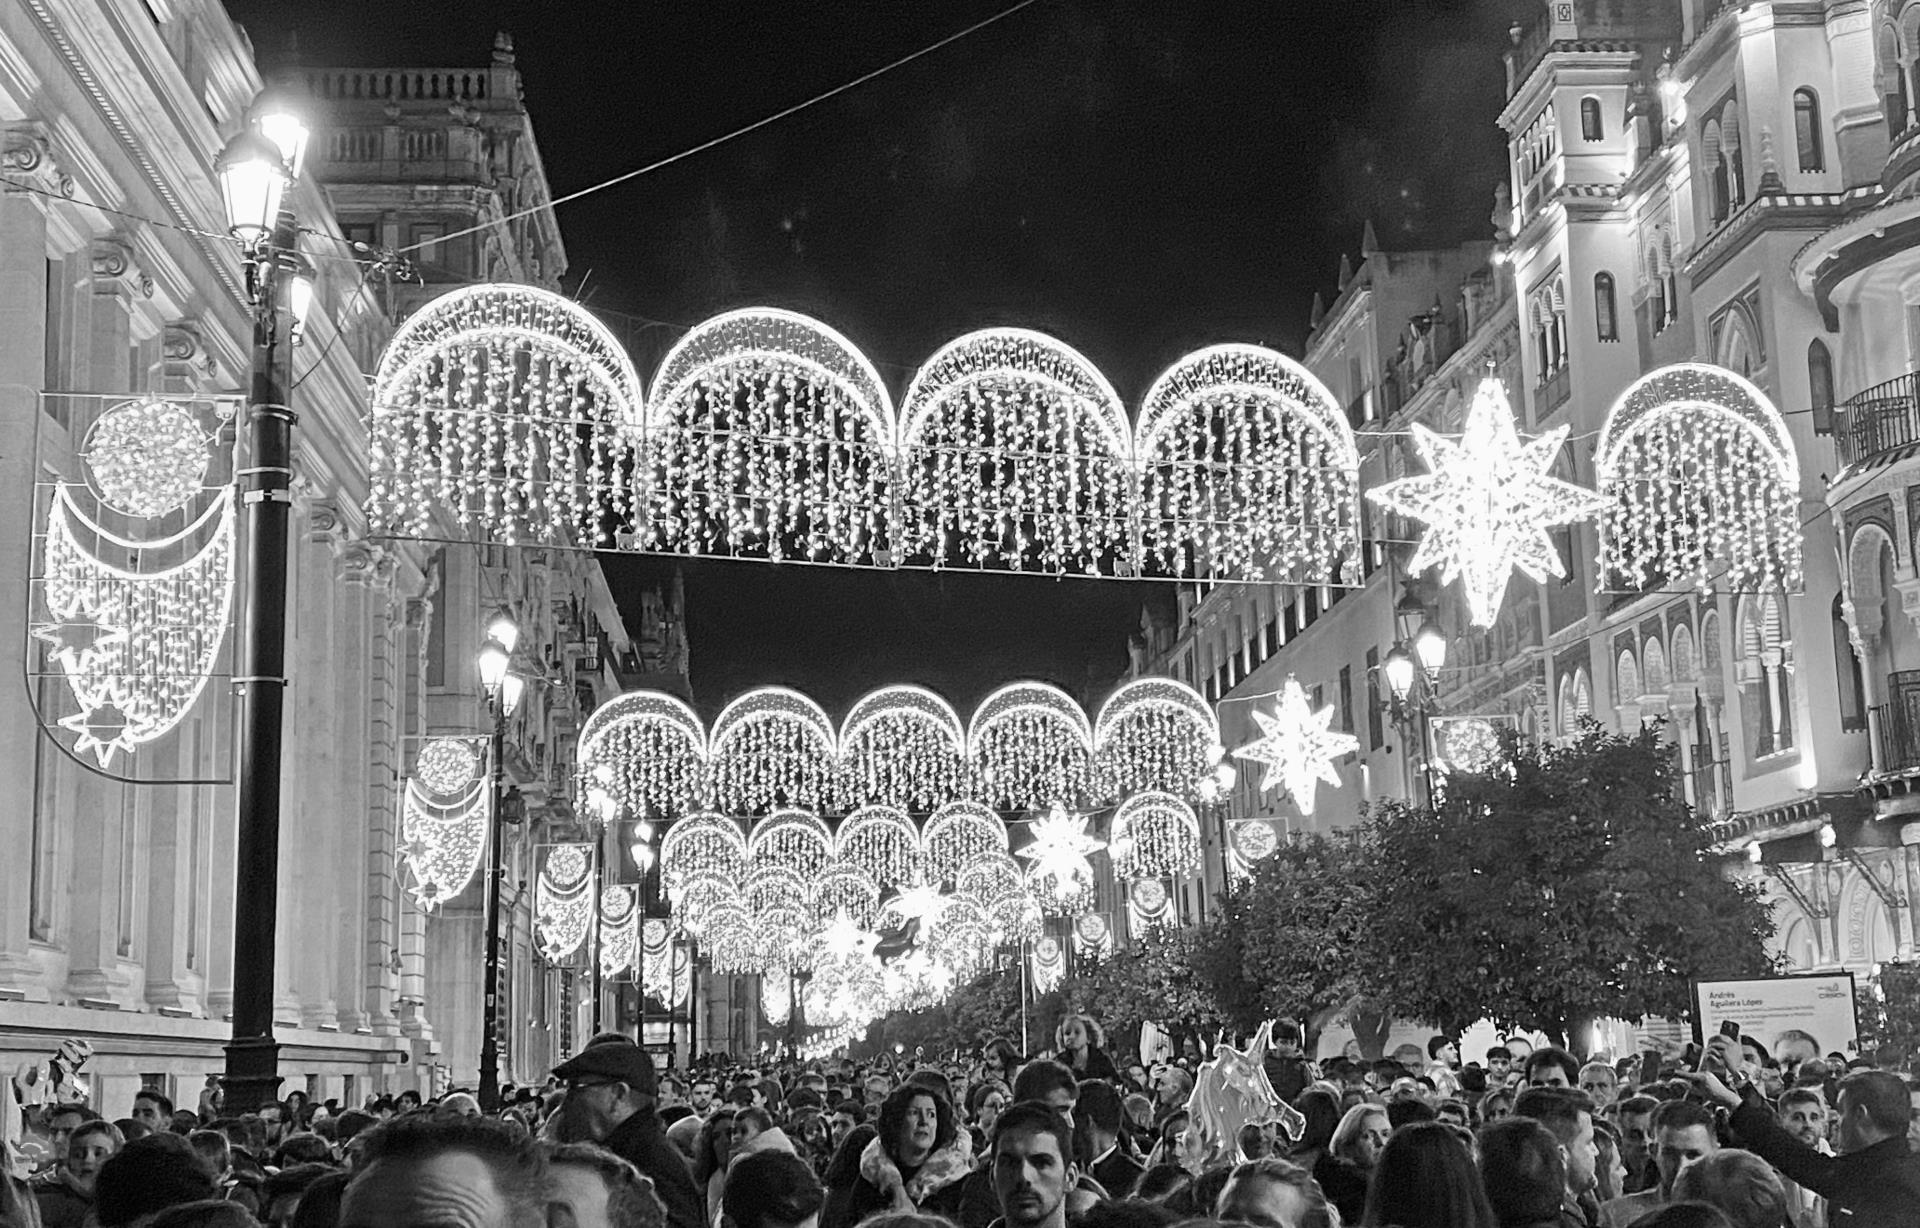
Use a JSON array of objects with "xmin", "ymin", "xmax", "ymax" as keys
[
  {"xmin": 554, "ymin": 1036, "xmax": 705, "ymax": 1228},
  {"xmin": 1687, "ymin": 1056, "xmax": 1920, "ymax": 1228}
]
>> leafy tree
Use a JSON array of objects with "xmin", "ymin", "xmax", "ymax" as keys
[
  {"xmin": 1857, "ymin": 961, "xmax": 1920, "ymax": 1070},
  {"xmin": 1361, "ymin": 723, "xmax": 1777, "ymax": 1052},
  {"xmin": 1222, "ymin": 830, "xmax": 1376, "ymax": 1050},
  {"xmin": 1070, "ymin": 925, "xmax": 1247, "ymax": 1057}
]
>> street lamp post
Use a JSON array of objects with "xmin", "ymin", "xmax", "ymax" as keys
[
  {"xmin": 477, "ymin": 611, "xmax": 522, "ymax": 1112},
  {"xmin": 1383, "ymin": 583, "xmax": 1448, "ymax": 808},
  {"xmin": 217, "ymin": 96, "xmax": 314, "ymax": 1115}
]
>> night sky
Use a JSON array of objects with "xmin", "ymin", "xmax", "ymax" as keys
[{"xmin": 230, "ymin": 0, "xmax": 1535, "ymax": 718}]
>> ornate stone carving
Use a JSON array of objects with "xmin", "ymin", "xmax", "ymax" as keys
[
  {"xmin": 2, "ymin": 124, "xmax": 74, "ymax": 198},
  {"xmin": 339, "ymin": 541, "xmax": 393, "ymax": 587},
  {"xmin": 90, "ymin": 237, "xmax": 154, "ymax": 299}
]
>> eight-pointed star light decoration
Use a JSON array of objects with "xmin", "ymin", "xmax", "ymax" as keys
[
  {"xmin": 32, "ymin": 613, "xmax": 129, "ymax": 673},
  {"xmin": 1233, "ymin": 677, "xmax": 1358, "ymax": 816},
  {"xmin": 818, "ymin": 909, "xmax": 882, "ymax": 963},
  {"xmin": 60, "ymin": 700, "xmax": 137, "ymax": 766},
  {"xmin": 1017, "ymin": 803, "xmax": 1106, "ymax": 903},
  {"xmin": 1366, "ymin": 374, "xmax": 1608, "ymax": 627}
]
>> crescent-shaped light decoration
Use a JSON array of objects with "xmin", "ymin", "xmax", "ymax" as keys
[
  {"xmin": 577, "ymin": 690, "xmax": 709, "ymax": 821},
  {"xmin": 1597, "ymin": 362, "xmax": 1804, "ymax": 598},
  {"xmin": 1110, "ymin": 791, "xmax": 1203, "ymax": 881},
  {"xmin": 1135, "ymin": 344, "xmax": 1362, "ymax": 585},
  {"xmin": 967, "ymin": 681, "xmax": 1095, "ymax": 811},
  {"xmin": 1127, "ymin": 876, "xmax": 1175, "ymax": 933},
  {"xmin": 1072, "ymin": 912, "xmax": 1113, "ymax": 960},
  {"xmin": 367, "ymin": 284, "xmax": 645, "ymax": 549},
  {"xmin": 838, "ymin": 685, "xmax": 972, "ymax": 812},
  {"xmin": 922, "ymin": 800, "xmax": 1008, "ymax": 884},
  {"xmin": 835, "ymin": 803, "xmax": 923, "ymax": 888},
  {"xmin": 36, "ymin": 484, "xmax": 236, "ymax": 768},
  {"xmin": 897, "ymin": 328, "xmax": 1134, "ymax": 576},
  {"xmin": 397, "ymin": 774, "xmax": 489, "ymax": 911},
  {"xmin": 1031, "ymin": 935, "xmax": 1067, "ymax": 994},
  {"xmin": 709, "ymin": 687, "xmax": 838, "ymax": 815},
  {"xmin": 535, "ymin": 844, "xmax": 597, "ymax": 962},
  {"xmin": 643, "ymin": 308, "xmax": 898, "ymax": 565},
  {"xmin": 599, "ymin": 885, "xmax": 639, "ymax": 979},
  {"xmin": 1093, "ymin": 677, "xmax": 1218, "ymax": 800}
]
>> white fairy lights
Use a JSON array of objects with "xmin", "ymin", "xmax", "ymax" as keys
[
  {"xmin": 1597, "ymin": 364, "xmax": 1803, "ymax": 597},
  {"xmin": 1017, "ymin": 803, "xmax": 1105, "ymax": 906},
  {"xmin": 1367, "ymin": 374, "xmax": 1608, "ymax": 628},
  {"xmin": 1233, "ymin": 677, "xmax": 1358, "ymax": 816},
  {"xmin": 1110, "ymin": 791, "xmax": 1202, "ymax": 880},
  {"xmin": 968, "ymin": 682, "xmax": 1095, "ymax": 811},
  {"xmin": 708, "ymin": 688, "xmax": 838, "ymax": 815},
  {"xmin": 839, "ymin": 686, "xmax": 969, "ymax": 812},
  {"xmin": 1093, "ymin": 678, "xmax": 1217, "ymax": 799},
  {"xmin": 371, "ymin": 298, "xmax": 1364, "ymax": 584},
  {"xmin": 535, "ymin": 844, "xmax": 596, "ymax": 962},
  {"xmin": 38, "ymin": 485, "xmax": 235, "ymax": 766},
  {"xmin": 398, "ymin": 771, "xmax": 488, "ymax": 910},
  {"xmin": 82, "ymin": 398, "xmax": 212, "ymax": 518},
  {"xmin": 922, "ymin": 801, "xmax": 1007, "ymax": 884}
]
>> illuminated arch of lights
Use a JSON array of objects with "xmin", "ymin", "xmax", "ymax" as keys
[
  {"xmin": 369, "ymin": 297, "xmax": 1362, "ymax": 584},
  {"xmin": 1597, "ymin": 363, "xmax": 1803, "ymax": 598}
]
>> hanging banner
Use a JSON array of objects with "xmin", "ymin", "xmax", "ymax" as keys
[{"xmin": 1692, "ymin": 973, "xmax": 1859, "ymax": 1058}]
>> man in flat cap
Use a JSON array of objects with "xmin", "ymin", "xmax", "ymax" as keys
[{"xmin": 554, "ymin": 1035, "xmax": 703, "ymax": 1228}]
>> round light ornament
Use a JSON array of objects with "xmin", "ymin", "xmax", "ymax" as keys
[
  {"xmin": 83, "ymin": 398, "xmax": 212, "ymax": 518},
  {"xmin": 547, "ymin": 844, "xmax": 592, "ymax": 888},
  {"xmin": 1130, "ymin": 877, "xmax": 1169, "ymax": 912},
  {"xmin": 415, "ymin": 737, "xmax": 481, "ymax": 796},
  {"xmin": 1231, "ymin": 819, "xmax": 1279, "ymax": 862}
]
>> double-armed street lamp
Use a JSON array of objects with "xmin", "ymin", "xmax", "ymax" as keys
[
  {"xmin": 477, "ymin": 608, "xmax": 524, "ymax": 1111},
  {"xmin": 215, "ymin": 92, "xmax": 319, "ymax": 1114},
  {"xmin": 1381, "ymin": 584, "xmax": 1448, "ymax": 807}
]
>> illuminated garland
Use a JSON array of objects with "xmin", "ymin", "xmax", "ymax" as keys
[
  {"xmin": 577, "ymin": 693, "xmax": 706, "ymax": 820},
  {"xmin": 745, "ymin": 808, "xmax": 833, "ymax": 880},
  {"xmin": 368, "ymin": 284, "xmax": 644, "ymax": 548},
  {"xmin": 1135, "ymin": 345, "xmax": 1360, "ymax": 584},
  {"xmin": 969, "ymin": 683, "xmax": 1095, "ymax": 810},
  {"xmin": 535, "ymin": 844, "xmax": 596, "ymax": 962},
  {"xmin": 37, "ymin": 485, "xmax": 235, "ymax": 766},
  {"xmin": 813, "ymin": 862, "xmax": 882, "ymax": 929},
  {"xmin": 370, "ymin": 298, "xmax": 1364, "ymax": 585},
  {"xmin": 709, "ymin": 688, "xmax": 838, "ymax": 814},
  {"xmin": 1110, "ymin": 791, "xmax": 1202, "ymax": 880},
  {"xmin": 1597, "ymin": 364, "xmax": 1803, "ymax": 597},
  {"xmin": 1093, "ymin": 678, "xmax": 1217, "ymax": 799},
  {"xmin": 923, "ymin": 801, "xmax": 1007, "ymax": 883},
  {"xmin": 642, "ymin": 920, "xmax": 673, "ymax": 1001},
  {"xmin": 837, "ymin": 804, "xmax": 922, "ymax": 886},
  {"xmin": 659, "ymin": 812, "xmax": 747, "ymax": 895},
  {"xmin": 839, "ymin": 686, "xmax": 971, "ymax": 811},
  {"xmin": 1367, "ymin": 374, "xmax": 1607, "ymax": 628}
]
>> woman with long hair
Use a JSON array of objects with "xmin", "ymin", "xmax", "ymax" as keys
[{"xmin": 1359, "ymin": 1120, "xmax": 1498, "ymax": 1228}]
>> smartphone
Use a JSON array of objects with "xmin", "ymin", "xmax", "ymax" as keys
[
  {"xmin": 1638, "ymin": 1048, "xmax": 1662, "ymax": 1084},
  {"xmin": 1718, "ymin": 1019, "xmax": 1743, "ymax": 1041}
]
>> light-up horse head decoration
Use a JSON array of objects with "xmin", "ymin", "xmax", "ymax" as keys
[{"xmin": 1183, "ymin": 1021, "xmax": 1307, "ymax": 1167}]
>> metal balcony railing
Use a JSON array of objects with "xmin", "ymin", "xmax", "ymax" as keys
[
  {"xmin": 1874, "ymin": 669, "xmax": 1920, "ymax": 771},
  {"xmin": 1836, "ymin": 370, "xmax": 1920, "ymax": 468}
]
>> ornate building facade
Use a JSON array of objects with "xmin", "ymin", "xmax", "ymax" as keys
[
  {"xmin": 0, "ymin": 0, "xmax": 666, "ymax": 1111},
  {"xmin": 1144, "ymin": 0, "xmax": 1916, "ymax": 983}
]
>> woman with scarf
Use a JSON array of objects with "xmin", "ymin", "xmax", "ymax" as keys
[{"xmin": 823, "ymin": 1085, "xmax": 970, "ymax": 1228}]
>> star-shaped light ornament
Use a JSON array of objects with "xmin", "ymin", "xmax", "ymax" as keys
[
  {"xmin": 33, "ymin": 614, "xmax": 128, "ymax": 673},
  {"xmin": 1233, "ymin": 677, "xmax": 1358, "ymax": 816},
  {"xmin": 818, "ymin": 909, "xmax": 881, "ymax": 963},
  {"xmin": 890, "ymin": 882, "xmax": 950, "ymax": 928},
  {"xmin": 60, "ymin": 701, "xmax": 137, "ymax": 766},
  {"xmin": 1366, "ymin": 374, "xmax": 1609, "ymax": 628},
  {"xmin": 1017, "ymin": 803, "xmax": 1106, "ymax": 902}
]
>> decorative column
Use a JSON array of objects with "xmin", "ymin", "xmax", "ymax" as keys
[
  {"xmin": 333, "ymin": 540, "xmax": 385, "ymax": 1033},
  {"xmin": 0, "ymin": 125, "xmax": 65, "ymax": 999},
  {"xmin": 363, "ymin": 574, "xmax": 405, "ymax": 1036}
]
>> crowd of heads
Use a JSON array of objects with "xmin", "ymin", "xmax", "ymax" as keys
[{"xmin": 7, "ymin": 1019, "xmax": 1914, "ymax": 1228}]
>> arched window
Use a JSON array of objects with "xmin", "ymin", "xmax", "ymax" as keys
[
  {"xmin": 1736, "ymin": 593, "xmax": 1795, "ymax": 757},
  {"xmin": 1703, "ymin": 118, "xmax": 1730, "ymax": 222},
  {"xmin": 1883, "ymin": 26, "xmax": 1910, "ymax": 133},
  {"xmin": 1833, "ymin": 593, "xmax": 1866, "ymax": 732},
  {"xmin": 1594, "ymin": 272, "xmax": 1618, "ymax": 342},
  {"xmin": 1808, "ymin": 338, "xmax": 1835, "ymax": 433},
  {"xmin": 1581, "ymin": 96, "xmax": 1604, "ymax": 141},
  {"xmin": 1794, "ymin": 88, "xmax": 1824, "ymax": 172}
]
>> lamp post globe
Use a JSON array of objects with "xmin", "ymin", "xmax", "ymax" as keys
[
  {"xmin": 1414, "ymin": 618, "xmax": 1447, "ymax": 674},
  {"xmin": 214, "ymin": 129, "xmax": 290, "ymax": 243},
  {"xmin": 1383, "ymin": 645, "xmax": 1416, "ymax": 703}
]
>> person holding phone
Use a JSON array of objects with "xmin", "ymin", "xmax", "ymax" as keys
[{"xmin": 1678, "ymin": 1035, "xmax": 1920, "ymax": 1225}]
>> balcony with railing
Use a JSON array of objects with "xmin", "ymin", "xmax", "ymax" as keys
[
  {"xmin": 1873, "ymin": 669, "xmax": 1920, "ymax": 773},
  {"xmin": 1535, "ymin": 363, "xmax": 1572, "ymax": 419},
  {"xmin": 1836, "ymin": 370, "xmax": 1920, "ymax": 470}
]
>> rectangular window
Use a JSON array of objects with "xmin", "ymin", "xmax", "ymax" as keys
[
  {"xmin": 342, "ymin": 222, "xmax": 378, "ymax": 251},
  {"xmin": 1365, "ymin": 647, "xmax": 1383, "ymax": 751},
  {"xmin": 411, "ymin": 225, "xmax": 444, "ymax": 264},
  {"xmin": 1339, "ymin": 665, "xmax": 1355, "ymax": 734}
]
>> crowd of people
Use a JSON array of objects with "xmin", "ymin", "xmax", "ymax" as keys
[{"xmin": 3, "ymin": 1013, "xmax": 1918, "ymax": 1228}]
